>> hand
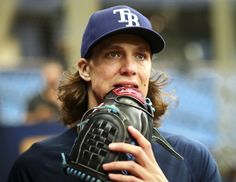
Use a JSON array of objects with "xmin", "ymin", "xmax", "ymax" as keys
[{"xmin": 102, "ymin": 126, "xmax": 168, "ymax": 182}]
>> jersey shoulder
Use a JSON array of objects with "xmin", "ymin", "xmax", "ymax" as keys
[{"xmin": 157, "ymin": 130, "xmax": 222, "ymax": 181}]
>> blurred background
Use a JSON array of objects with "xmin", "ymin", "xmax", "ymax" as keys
[{"xmin": 0, "ymin": 0, "xmax": 235, "ymax": 181}]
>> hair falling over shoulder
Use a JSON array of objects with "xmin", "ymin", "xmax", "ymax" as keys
[
  {"xmin": 148, "ymin": 70, "xmax": 169, "ymax": 127},
  {"xmin": 57, "ymin": 71, "xmax": 88, "ymax": 126}
]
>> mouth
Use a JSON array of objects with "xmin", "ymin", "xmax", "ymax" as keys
[{"xmin": 114, "ymin": 83, "xmax": 138, "ymax": 89}]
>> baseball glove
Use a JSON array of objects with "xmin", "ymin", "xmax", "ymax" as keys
[{"xmin": 61, "ymin": 86, "xmax": 183, "ymax": 182}]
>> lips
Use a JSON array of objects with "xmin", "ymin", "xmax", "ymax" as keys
[{"xmin": 114, "ymin": 82, "xmax": 138, "ymax": 88}]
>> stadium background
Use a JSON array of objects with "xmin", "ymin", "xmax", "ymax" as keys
[{"xmin": 0, "ymin": 0, "xmax": 235, "ymax": 181}]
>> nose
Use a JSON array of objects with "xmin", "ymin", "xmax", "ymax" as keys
[{"xmin": 120, "ymin": 57, "xmax": 137, "ymax": 76}]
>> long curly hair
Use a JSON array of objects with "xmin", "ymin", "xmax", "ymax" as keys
[{"xmin": 57, "ymin": 68, "xmax": 170, "ymax": 127}]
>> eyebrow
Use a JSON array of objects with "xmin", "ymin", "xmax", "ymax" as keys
[
  {"xmin": 136, "ymin": 45, "xmax": 151, "ymax": 53},
  {"xmin": 99, "ymin": 44, "xmax": 122, "ymax": 51},
  {"xmin": 100, "ymin": 44, "xmax": 150, "ymax": 53}
]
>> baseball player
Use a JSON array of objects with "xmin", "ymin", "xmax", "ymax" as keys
[{"xmin": 8, "ymin": 5, "xmax": 221, "ymax": 182}]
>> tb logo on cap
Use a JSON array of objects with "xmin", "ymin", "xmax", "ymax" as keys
[{"xmin": 113, "ymin": 8, "xmax": 140, "ymax": 27}]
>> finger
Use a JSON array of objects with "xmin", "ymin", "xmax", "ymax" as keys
[
  {"xmin": 108, "ymin": 142, "xmax": 151, "ymax": 168},
  {"xmin": 127, "ymin": 125, "xmax": 157, "ymax": 163},
  {"xmin": 103, "ymin": 161, "xmax": 147, "ymax": 179},
  {"xmin": 105, "ymin": 143, "xmax": 167, "ymax": 181},
  {"xmin": 108, "ymin": 173, "xmax": 142, "ymax": 182}
]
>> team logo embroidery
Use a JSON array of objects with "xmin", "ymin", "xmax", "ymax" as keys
[{"xmin": 113, "ymin": 8, "xmax": 140, "ymax": 27}]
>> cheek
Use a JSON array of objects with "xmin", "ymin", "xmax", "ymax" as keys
[
  {"xmin": 141, "ymin": 64, "xmax": 151, "ymax": 81},
  {"xmin": 140, "ymin": 64, "xmax": 151, "ymax": 95},
  {"xmin": 91, "ymin": 68, "xmax": 113, "ymax": 84},
  {"xmin": 143, "ymin": 74, "xmax": 150, "ymax": 94},
  {"xmin": 90, "ymin": 69, "xmax": 115, "ymax": 98}
]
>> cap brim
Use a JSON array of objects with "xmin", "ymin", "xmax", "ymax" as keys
[{"xmin": 84, "ymin": 27, "xmax": 165, "ymax": 58}]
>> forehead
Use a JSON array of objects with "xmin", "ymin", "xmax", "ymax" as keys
[{"xmin": 92, "ymin": 34, "xmax": 151, "ymax": 53}]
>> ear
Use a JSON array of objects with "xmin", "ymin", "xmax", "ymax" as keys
[{"xmin": 78, "ymin": 58, "xmax": 91, "ymax": 81}]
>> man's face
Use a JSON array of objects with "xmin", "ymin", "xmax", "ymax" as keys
[{"xmin": 80, "ymin": 34, "xmax": 152, "ymax": 107}]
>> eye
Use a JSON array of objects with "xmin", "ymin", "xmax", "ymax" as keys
[
  {"xmin": 135, "ymin": 53, "xmax": 148, "ymax": 61},
  {"xmin": 106, "ymin": 51, "xmax": 121, "ymax": 59}
]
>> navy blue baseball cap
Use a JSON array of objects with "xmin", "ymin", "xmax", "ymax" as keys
[{"xmin": 81, "ymin": 5, "xmax": 165, "ymax": 58}]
